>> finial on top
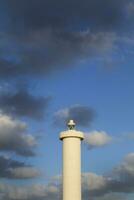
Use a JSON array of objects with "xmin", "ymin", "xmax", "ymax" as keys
[{"xmin": 67, "ymin": 120, "xmax": 76, "ymax": 130}]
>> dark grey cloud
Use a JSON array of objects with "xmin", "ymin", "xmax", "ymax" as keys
[
  {"xmin": 0, "ymin": 155, "xmax": 40, "ymax": 179},
  {"xmin": 6, "ymin": 0, "xmax": 127, "ymax": 31},
  {"xmin": 54, "ymin": 105, "xmax": 95, "ymax": 127},
  {"xmin": 0, "ymin": 114, "xmax": 37, "ymax": 156},
  {"xmin": 0, "ymin": 155, "xmax": 25, "ymax": 178},
  {"xmin": 0, "ymin": 88, "xmax": 50, "ymax": 120},
  {"xmin": 0, "ymin": 30, "xmax": 117, "ymax": 79},
  {"xmin": 0, "ymin": 0, "xmax": 131, "ymax": 80}
]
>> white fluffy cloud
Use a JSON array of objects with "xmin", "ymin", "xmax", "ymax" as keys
[
  {"xmin": 0, "ymin": 182, "xmax": 60, "ymax": 200},
  {"xmin": 0, "ymin": 114, "xmax": 37, "ymax": 156},
  {"xmin": 82, "ymin": 173, "xmax": 106, "ymax": 191},
  {"xmin": 8, "ymin": 167, "xmax": 40, "ymax": 179},
  {"xmin": 84, "ymin": 131, "xmax": 112, "ymax": 149},
  {"xmin": 114, "ymin": 153, "xmax": 134, "ymax": 178},
  {"xmin": 93, "ymin": 193, "xmax": 127, "ymax": 200}
]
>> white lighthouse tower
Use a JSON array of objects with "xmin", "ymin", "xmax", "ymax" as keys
[{"xmin": 60, "ymin": 120, "xmax": 84, "ymax": 200}]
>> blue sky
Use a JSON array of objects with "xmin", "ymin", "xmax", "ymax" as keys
[{"xmin": 0, "ymin": 1, "xmax": 134, "ymax": 200}]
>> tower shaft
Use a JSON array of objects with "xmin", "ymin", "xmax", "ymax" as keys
[
  {"xmin": 60, "ymin": 121, "xmax": 84, "ymax": 200},
  {"xmin": 63, "ymin": 137, "xmax": 81, "ymax": 200}
]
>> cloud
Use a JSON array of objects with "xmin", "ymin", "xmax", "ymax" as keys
[
  {"xmin": 83, "ymin": 153, "xmax": 134, "ymax": 196},
  {"xmin": 6, "ymin": 0, "xmax": 127, "ymax": 31},
  {"xmin": 126, "ymin": 2, "xmax": 134, "ymax": 17},
  {"xmin": 0, "ymin": 155, "xmax": 40, "ymax": 179},
  {"xmin": 0, "ymin": 182, "xmax": 60, "ymax": 200},
  {"xmin": 0, "ymin": 88, "xmax": 50, "ymax": 120},
  {"xmin": 8, "ymin": 167, "xmax": 40, "ymax": 179},
  {"xmin": 54, "ymin": 105, "xmax": 95, "ymax": 127},
  {"xmin": 125, "ymin": 133, "xmax": 134, "ymax": 140},
  {"xmin": 93, "ymin": 193, "xmax": 127, "ymax": 200},
  {"xmin": 82, "ymin": 173, "xmax": 113, "ymax": 197},
  {"xmin": 82, "ymin": 173, "xmax": 107, "ymax": 191},
  {"xmin": 81, "ymin": 153, "xmax": 134, "ymax": 198},
  {"xmin": 0, "ymin": 170, "xmax": 130, "ymax": 200},
  {"xmin": 0, "ymin": 155, "xmax": 25, "ymax": 178},
  {"xmin": 0, "ymin": 0, "xmax": 130, "ymax": 80},
  {"xmin": 0, "ymin": 30, "xmax": 117, "ymax": 79},
  {"xmin": 0, "ymin": 114, "xmax": 37, "ymax": 156},
  {"xmin": 84, "ymin": 131, "xmax": 112, "ymax": 149},
  {"xmin": 113, "ymin": 153, "xmax": 134, "ymax": 180},
  {"xmin": 0, "ymin": 152, "xmax": 134, "ymax": 200},
  {"xmin": 0, "ymin": 153, "xmax": 133, "ymax": 199}
]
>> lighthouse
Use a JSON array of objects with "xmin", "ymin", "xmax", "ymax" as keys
[{"xmin": 60, "ymin": 120, "xmax": 84, "ymax": 200}]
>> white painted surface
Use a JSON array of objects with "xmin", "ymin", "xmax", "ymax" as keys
[{"xmin": 60, "ymin": 129, "xmax": 84, "ymax": 200}]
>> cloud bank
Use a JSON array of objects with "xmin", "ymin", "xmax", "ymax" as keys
[
  {"xmin": 0, "ymin": 0, "xmax": 131, "ymax": 80},
  {"xmin": 0, "ymin": 152, "xmax": 134, "ymax": 199},
  {"xmin": 6, "ymin": 0, "xmax": 127, "ymax": 31}
]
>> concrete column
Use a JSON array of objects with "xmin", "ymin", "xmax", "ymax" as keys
[{"xmin": 60, "ymin": 120, "xmax": 84, "ymax": 200}]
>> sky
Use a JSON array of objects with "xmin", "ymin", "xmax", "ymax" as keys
[{"xmin": 0, "ymin": 0, "xmax": 134, "ymax": 199}]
